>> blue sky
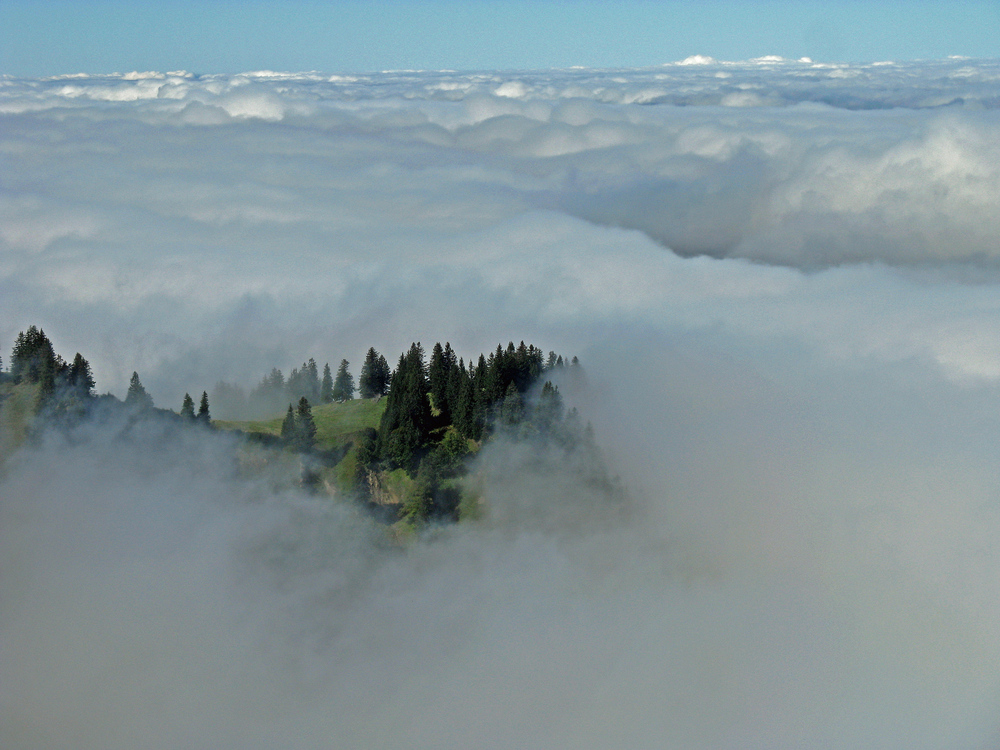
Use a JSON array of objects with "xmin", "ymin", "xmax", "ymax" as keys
[{"xmin": 1, "ymin": 0, "xmax": 997, "ymax": 75}]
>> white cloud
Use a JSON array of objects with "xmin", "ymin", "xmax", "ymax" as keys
[{"xmin": 3, "ymin": 61, "xmax": 1000, "ymax": 747}]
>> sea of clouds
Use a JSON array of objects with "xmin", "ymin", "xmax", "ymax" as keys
[{"xmin": 3, "ymin": 57, "xmax": 1000, "ymax": 748}]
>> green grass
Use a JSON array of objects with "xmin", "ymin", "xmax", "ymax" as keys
[
  {"xmin": 0, "ymin": 381, "xmax": 39, "ymax": 466},
  {"xmin": 214, "ymin": 397, "xmax": 386, "ymax": 453}
]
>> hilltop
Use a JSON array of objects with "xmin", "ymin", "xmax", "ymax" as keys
[{"xmin": 1, "ymin": 327, "xmax": 619, "ymax": 530}]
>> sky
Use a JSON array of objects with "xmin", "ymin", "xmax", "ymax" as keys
[
  {"xmin": 1, "ymin": 0, "xmax": 998, "ymax": 76},
  {"xmin": 3, "ymin": 6, "xmax": 1000, "ymax": 750}
]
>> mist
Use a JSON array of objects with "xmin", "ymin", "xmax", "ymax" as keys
[{"xmin": 3, "ymin": 58, "xmax": 1000, "ymax": 748}]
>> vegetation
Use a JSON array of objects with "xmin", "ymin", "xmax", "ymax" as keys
[{"xmin": 1, "ymin": 327, "xmax": 616, "ymax": 531}]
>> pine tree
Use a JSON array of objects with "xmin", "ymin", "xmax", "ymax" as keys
[
  {"xmin": 535, "ymin": 381, "xmax": 564, "ymax": 432},
  {"xmin": 428, "ymin": 341, "xmax": 458, "ymax": 421},
  {"xmin": 68, "ymin": 353, "xmax": 95, "ymax": 397},
  {"xmin": 197, "ymin": 391, "xmax": 211, "ymax": 425},
  {"xmin": 360, "ymin": 347, "xmax": 391, "ymax": 398},
  {"xmin": 10, "ymin": 326, "xmax": 57, "ymax": 384},
  {"xmin": 332, "ymin": 359, "xmax": 354, "ymax": 402},
  {"xmin": 125, "ymin": 372, "xmax": 153, "ymax": 410},
  {"xmin": 499, "ymin": 381, "xmax": 523, "ymax": 426},
  {"xmin": 305, "ymin": 359, "xmax": 320, "ymax": 403},
  {"xmin": 377, "ymin": 344, "xmax": 431, "ymax": 468},
  {"xmin": 320, "ymin": 362, "xmax": 334, "ymax": 403},
  {"xmin": 281, "ymin": 404, "xmax": 296, "ymax": 445},
  {"xmin": 180, "ymin": 393, "xmax": 195, "ymax": 420},
  {"xmin": 295, "ymin": 396, "xmax": 317, "ymax": 452}
]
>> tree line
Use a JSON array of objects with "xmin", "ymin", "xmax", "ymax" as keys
[
  {"xmin": 3, "ymin": 327, "xmax": 600, "ymax": 525},
  {"xmin": 210, "ymin": 349, "xmax": 389, "ymax": 420}
]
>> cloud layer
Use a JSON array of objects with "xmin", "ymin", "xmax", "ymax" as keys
[{"xmin": 3, "ymin": 59, "xmax": 1000, "ymax": 748}]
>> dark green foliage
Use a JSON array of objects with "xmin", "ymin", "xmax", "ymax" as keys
[
  {"xmin": 499, "ymin": 381, "xmax": 523, "ymax": 426},
  {"xmin": 377, "ymin": 343, "xmax": 432, "ymax": 468},
  {"xmin": 332, "ymin": 359, "xmax": 354, "ymax": 402},
  {"xmin": 359, "ymin": 347, "xmax": 391, "ymax": 399},
  {"xmin": 280, "ymin": 404, "xmax": 296, "ymax": 444},
  {"xmin": 295, "ymin": 396, "xmax": 317, "ymax": 452},
  {"xmin": 320, "ymin": 362, "xmax": 334, "ymax": 404},
  {"xmin": 280, "ymin": 398, "xmax": 317, "ymax": 453},
  {"xmin": 197, "ymin": 391, "xmax": 211, "ymax": 425},
  {"xmin": 428, "ymin": 341, "xmax": 457, "ymax": 422},
  {"xmin": 534, "ymin": 381, "xmax": 564, "ymax": 432},
  {"xmin": 67, "ymin": 353, "xmax": 95, "ymax": 397},
  {"xmin": 10, "ymin": 326, "xmax": 61, "ymax": 388},
  {"xmin": 124, "ymin": 372, "xmax": 153, "ymax": 410},
  {"xmin": 286, "ymin": 359, "xmax": 321, "ymax": 405},
  {"xmin": 180, "ymin": 393, "xmax": 195, "ymax": 420},
  {"xmin": 7, "ymin": 325, "xmax": 601, "ymax": 531}
]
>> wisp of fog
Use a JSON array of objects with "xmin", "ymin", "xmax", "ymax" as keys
[{"xmin": 2, "ymin": 58, "xmax": 1000, "ymax": 748}]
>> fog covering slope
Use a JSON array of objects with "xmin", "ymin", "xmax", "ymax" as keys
[{"xmin": 3, "ymin": 59, "xmax": 1000, "ymax": 748}]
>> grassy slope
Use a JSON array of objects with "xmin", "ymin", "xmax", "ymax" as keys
[
  {"xmin": 0, "ymin": 381, "xmax": 39, "ymax": 470},
  {"xmin": 214, "ymin": 398, "xmax": 386, "ymax": 452}
]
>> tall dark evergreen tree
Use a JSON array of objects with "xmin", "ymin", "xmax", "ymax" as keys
[
  {"xmin": 197, "ymin": 391, "xmax": 211, "ymax": 425},
  {"xmin": 359, "ymin": 347, "xmax": 391, "ymax": 398},
  {"xmin": 10, "ymin": 326, "xmax": 57, "ymax": 385},
  {"xmin": 535, "ymin": 381, "xmax": 564, "ymax": 432},
  {"xmin": 428, "ymin": 341, "xmax": 458, "ymax": 422},
  {"xmin": 320, "ymin": 362, "xmax": 334, "ymax": 403},
  {"xmin": 377, "ymin": 343, "xmax": 432, "ymax": 468},
  {"xmin": 295, "ymin": 396, "xmax": 317, "ymax": 452},
  {"xmin": 281, "ymin": 405, "xmax": 297, "ymax": 445},
  {"xmin": 180, "ymin": 393, "xmax": 195, "ymax": 420},
  {"xmin": 125, "ymin": 372, "xmax": 153, "ymax": 410},
  {"xmin": 499, "ymin": 381, "xmax": 523, "ymax": 426},
  {"xmin": 332, "ymin": 359, "xmax": 354, "ymax": 402},
  {"xmin": 305, "ymin": 359, "xmax": 320, "ymax": 403},
  {"xmin": 67, "ymin": 353, "xmax": 95, "ymax": 397}
]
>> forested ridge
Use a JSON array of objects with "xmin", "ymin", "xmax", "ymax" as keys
[{"xmin": 0, "ymin": 327, "xmax": 617, "ymax": 527}]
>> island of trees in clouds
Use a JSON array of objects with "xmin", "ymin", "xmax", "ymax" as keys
[{"xmin": 0, "ymin": 326, "xmax": 618, "ymax": 526}]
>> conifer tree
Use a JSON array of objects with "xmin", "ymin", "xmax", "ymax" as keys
[
  {"xmin": 499, "ymin": 382, "xmax": 523, "ymax": 426},
  {"xmin": 332, "ymin": 359, "xmax": 355, "ymax": 402},
  {"xmin": 360, "ymin": 347, "xmax": 391, "ymax": 398},
  {"xmin": 535, "ymin": 381, "xmax": 564, "ymax": 432},
  {"xmin": 295, "ymin": 396, "xmax": 317, "ymax": 452},
  {"xmin": 180, "ymin": 393, "xmax": 195, "ymax": 420},
  {"xmin": 320, "ymin": 362, "xmax": 334, "ymax": 403},
  {"xmin": 305, "ymin": 359, "xmax": 320, "ymax": 403},
  {"xmin": 197, "ymin": 391, "xmax": 211, "ymax": 425},
  {"xmin": 281, "ymin": 405, "xmax": 296, "ymax": 445},
  {"xmin": 428, "ymin": 341, "xmax": 457, "ymax": 421},
  {"xmin": 68, "ymin": 353, "xmax": 95, "ymax": 397},
  {"xmin": 377, "ymin": 344, "xmax": 431, "ymax": 468},
  {"xmin": 125, "ymin": 372, "xmax": 153, "ymax": 410},
  {"xmin": 10, "ymin": 326, "xmax": 57, "ymax": 384}
]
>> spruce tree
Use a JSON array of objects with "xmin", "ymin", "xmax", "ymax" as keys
[
  {"xmin": 10, "ymin": 326, "xmax": 57, "ymax": 384},
  {"xmin": 377, "ymin": 344, "xmax": 431, "ymax": 468},
  {"xmin": 428, "ymin": 341, "xmax": 458, "ymax": 421},
  {"xmin": 535, "ymin": 381, "xmax": 564, "ymax": 432},
  {"xmin": 125, "ymin": 372, "xmax": 153, "ymax": 410},
  {"xmin": 320, "ymin": 362, "xmax": 334, "ymax": 403},
  {"xmin": 332, "ymin": 359, "xmax": 354, "ymax": 402},
  {"xmin": 499, "ymin": 382, "xmax": 523, "ymax": 426},
  {"xmin": 180, "ymin": 393, "xmax": 195, "ymax": 420},
  {"xmin": 281, "ymin": 405, "xmax": 296, "ymax": 446},
  {"xmin": 305, "ymin": 359, "xmax": 320, "ymax": 403},
  {"xmin": 359, "ymin": 347, "xmax": 391, "ymax": 399},
  {"xmin": 295, "ymin": 396, "xmax": 317, "ymax": 452},
  {"xmin": 68, "ymin": 353, "xmax": 95, "ymax": 397},
  {"xmin": 197, "ymin": 391, "xmax": 211, "ymax": 425}
]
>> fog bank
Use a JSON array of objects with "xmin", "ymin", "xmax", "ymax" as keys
[{"xmin": 3, "ymin": 60, "xmax": 1000, "ymax": 747}]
